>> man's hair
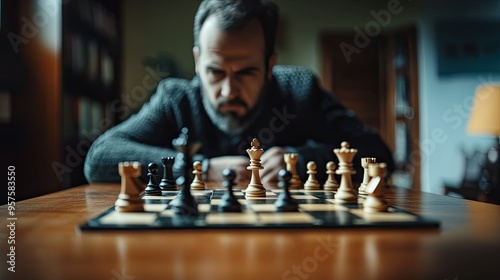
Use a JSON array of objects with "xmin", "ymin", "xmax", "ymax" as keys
[{"xmin": 194, "ymin": 0, "xmax": 279, "ymax": 62}]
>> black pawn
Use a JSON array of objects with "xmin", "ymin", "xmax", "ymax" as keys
[
  {"xmin": 159, "ymin": 157, "xmax": 177, "ymax": 190},
  {"xmin": 275, "ymin": 169, "xmax": 299, "ymax": 212},
  {"xmin": 144, "ymin": 163, "xmax": 162, "ymax": 196},
  {"xmin": 218, "ymin": 169, "xmax": 242, "ymax": 212}
]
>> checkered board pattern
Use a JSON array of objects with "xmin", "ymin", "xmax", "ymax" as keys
[{"xmin": 79, "ymin": 189, "xmax": 440, "ymax": 230}]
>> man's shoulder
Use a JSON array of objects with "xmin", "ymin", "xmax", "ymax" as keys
[
  {"xmin": 155, "ymin": 76, "xmax": 200, "ymax": 99},
  {"xmin": 272, "ymin": 65, "xmax": 317, "ymax": 83},
  {"xmin": 272, "ymin": 65, "xmax": 319, "ymax": 98}
]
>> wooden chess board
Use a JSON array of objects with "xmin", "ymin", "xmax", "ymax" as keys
[{"xmin": 79, "ymin": 189, "xmax": 440, "ymax": 230}]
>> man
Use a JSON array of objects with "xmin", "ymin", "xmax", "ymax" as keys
[{"xmin": 84, "ymin": 0, "xmax": 394, "ymax": 185}]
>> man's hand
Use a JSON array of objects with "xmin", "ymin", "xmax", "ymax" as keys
[
  {"xmin": 206, "ymin": 156, "xmax": 250, "ymax": 183},
  {"xmin": 206, "ymin": 147, "xmax": 286, "ymax": 186},
  {"xmin": 260, "ymin": 146, "xmax": 286, "ymax": 185}
]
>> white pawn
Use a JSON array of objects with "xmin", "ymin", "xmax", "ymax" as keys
[
  {"xmin": 358, "ymin": 158, "xmax": 376, "ymax": 195},
  {"xmin": 304, "ymin": 161, "xmax": 320, "ymax": 190},
  {"xmin": 323, "ymin": 161, "xmax": 339, "ymax": 191},
  {"xmin": 363, "ymin": 163, "xmax": 389, "ymax": 213},
  {"xmin": 190, "ymin": 161, "xmax": 206, "ymax": 190}
]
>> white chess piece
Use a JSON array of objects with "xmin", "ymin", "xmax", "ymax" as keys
[
  {"xmin": 190, "ymin": 161, "xmax": 206, "ymax": 190},
  {"xmin": 323, "ymin": 161, "xmax": 339, "ymax": 191},
  {"xmin": 363, "ymin": 163, "xmax": 389, "ymax": 213},
  {"xmin": 334, "ymin": 141, "xmax": 357, "ymax": 204},
  {"xmin": 304, "ymin": 161, "xmax": 320, "ymax": 190},
  {"xmin": 115, "ymin": 162, "xmax": 144, "ymax": 212},
  {"xmin": 246, "ymin": 138, "xmax": 266, "ymax": 197},
  {"xmin": 284, "ymin": 153, "xmax": 301, "ymax": 189},
  {"xmin": 358, "ymin": 157, "xmax": 376, "ymax": 195}
]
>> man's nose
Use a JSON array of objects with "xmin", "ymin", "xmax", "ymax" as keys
[{"xmin": 220, "ymin": 76, "xmax": 240, "ymax": 98}]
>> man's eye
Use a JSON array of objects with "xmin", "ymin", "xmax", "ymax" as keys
[
  {"xmin": 208, "ymin": 69, "xmax": 224, "ymax": 76},
  {"xmin": 237, "ymin": 69, "xmax": 257, "ymax": 76}
]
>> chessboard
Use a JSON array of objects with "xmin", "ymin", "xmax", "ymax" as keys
[
  {"xmin": 80, "ymin": 133, "xmax": 439, "ymax": 231},
  {"xmin": 79, "ymin": 188, "xmax": 439, "ymax": 230}
]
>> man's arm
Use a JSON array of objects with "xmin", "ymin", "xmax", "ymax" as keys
[
  {"xmin": 296, "ymin": 82, "xmax": 394, "ymax": 182},
  {"xmin": 272, "ymin": 66, "xmax": 395, "ymax": 183},
  {"xmin": 84, "ymin": 79, "xmax": 185, "ymax": 183}
]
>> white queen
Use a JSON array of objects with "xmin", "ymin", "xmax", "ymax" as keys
[{"xmin": 333, "ymin": 141, "xmax": 358, "ymax": 204}]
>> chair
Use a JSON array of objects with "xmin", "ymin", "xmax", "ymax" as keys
[{"xmin": 444, "ymin": 148, "xmax": 500, "ymax": 205}]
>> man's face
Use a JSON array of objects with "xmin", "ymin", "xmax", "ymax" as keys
[{"xmin": 194, "ymin": 15, "xmax": 275, "ymax": 123}]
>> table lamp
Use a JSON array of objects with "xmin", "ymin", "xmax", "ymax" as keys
[{"xmin": 467, "ymin": 84, "xmax": 500, "ymax": 203}]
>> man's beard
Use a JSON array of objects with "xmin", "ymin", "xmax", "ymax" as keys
[
  {"xmin": 216, "ymin": 96, "xmax": 249, "ymax": 113},
  {"xmin": 215, "ymin": 96, "xmax": 249, "ymax": 131},
  {"xmin": 216, "ymin": 97, "xmax": 249, "ymax": 132},
  {"xmin": 201, "ymin": 82, "xmax": 269, "ymax": 135}
]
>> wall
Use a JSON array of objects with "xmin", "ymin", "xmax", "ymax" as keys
[
  {"xmin": 417, "ymin": 0, "xmax": 500, "ymax": 193},
  {"xmin": 272, "ymin": 0, "xmax": 418, "ymax": 77},
  {"xmin": 123, "ymin": 0, "xmax": 200, "ymax": 116}
]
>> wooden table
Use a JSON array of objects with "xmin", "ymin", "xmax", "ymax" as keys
[{"xmin": 1, "ymin": 184, "xmax": 500, "ymax": 280}]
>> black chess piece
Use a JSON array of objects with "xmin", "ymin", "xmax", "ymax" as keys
[
  {"xmin": 173, "ymin": 152, "xmax": 187, "ymax": 186},
  {"xmin": 144, "ymin": 163, "xmax": 162, "ymax": 196},
  {"xmin": 275, "ymin": 169, "xmax": 299, "ymax": 212},
  {"xmin": 159, "ymin": 157, "xmax": 177, "ymax": 190},
  {"xmin": 170, "ymin": 128, "xmax": 200, "ymax": 216},
  {"xmin": 219, "ymin": 169, "xmax": 242, "ymax": 212}
]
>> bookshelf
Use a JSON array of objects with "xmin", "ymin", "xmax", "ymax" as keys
[
  {"xmin": 0, "ymin": 0, "xmax": 22, "ymax": 204},
  {"xmin": 61, "ymin": 0, "xmax": 122, "ymax": 188},
  {"xmin": 0, "ymin": 0, "xmax": 122, "ymax": 202},
  {"xmin": 385, "ymin": 27, "xmax": 420, "ymax": 190}
]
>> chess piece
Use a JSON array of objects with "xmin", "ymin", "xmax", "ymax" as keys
[
  {"xmin": 144, "ymin": 163, "xmax": 162, "ymax": 196},
  {"xmin": 115, "ymin": 162, "xmax": 145, "ymax": 212},
  {"xmin": 275, "ymin": 169, "xmax": 299, "ymax": 212},
  {"xmin": 284, "ymin": 153, "xmax": 301, "ymax": 189},
  {"xmin": 173, "ymin": 152, "xmax": 187, "ymax": 186},
  {"xmin": 218, "ymin": 169, "xmax": 242, "ymax": 212},
  {"xmin": 304, "ymin": 161, "xmax": 320, "ymax": 190},
  {"xmin": 359, "ymin": 158, "xmax": 376, "ymax": 195},
  {"xmin": 172, "ymin": 129, "xmax": 201, "ymax": 186},
  {"xmin": 170, "ymin": 128, "xmax": 200, "ymax": 216},
  {"xmin": 190, "ymin": 161, "xmax": 206, "ymax": 190},
  {"xmin": 160, "ymin": 156, "xmax": 177, "ymax": 190},
  {"xmin": 363, "ymin": 163, "xmax": 389, "ymax": 213},
  {"xmin": 333, "ymin": 141, "xmax": 358, "ymax": 204},
  {"xmin": 323, "ymin": 161, "xmax": 339, "ymax": 191},
  {"xmin": 245, "ymin": 138, "xmax": 266, "ymax": 197}
]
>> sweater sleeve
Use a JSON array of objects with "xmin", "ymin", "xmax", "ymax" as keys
[{"xmin": 83, "ymin": 79, "xmax": 188, "ymax": 183}]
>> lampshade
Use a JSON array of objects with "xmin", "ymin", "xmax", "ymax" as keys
[{"xmin": 467, "ymin": 84, "xmax": 500, "ymax": 136}]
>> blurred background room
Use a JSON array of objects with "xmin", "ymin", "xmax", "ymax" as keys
[{"xmin": 1, "ymin": 0, "xmax": 499, "ymax": 204}]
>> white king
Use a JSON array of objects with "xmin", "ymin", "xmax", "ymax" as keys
[{"xmin": 246, "ymin": 138, "xmax": 266, "ymax": 197}]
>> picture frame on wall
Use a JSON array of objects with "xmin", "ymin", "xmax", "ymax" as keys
[{"xmin": 436, "ymin": 19, "xmax": 500, "ymax": 75}]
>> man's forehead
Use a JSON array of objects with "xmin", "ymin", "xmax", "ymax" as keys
[
  {"xmin": 203, "ymin": 49, "xmax": 262, "ymax": 68},
  {"xmin": 199, "ymin": 15, "xmax": 266, "ymax": 57}
]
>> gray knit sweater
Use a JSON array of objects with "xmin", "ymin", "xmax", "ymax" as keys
[{"xmin": 84, "ymin": 65, "xmax": 394, "ymax": 183}]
